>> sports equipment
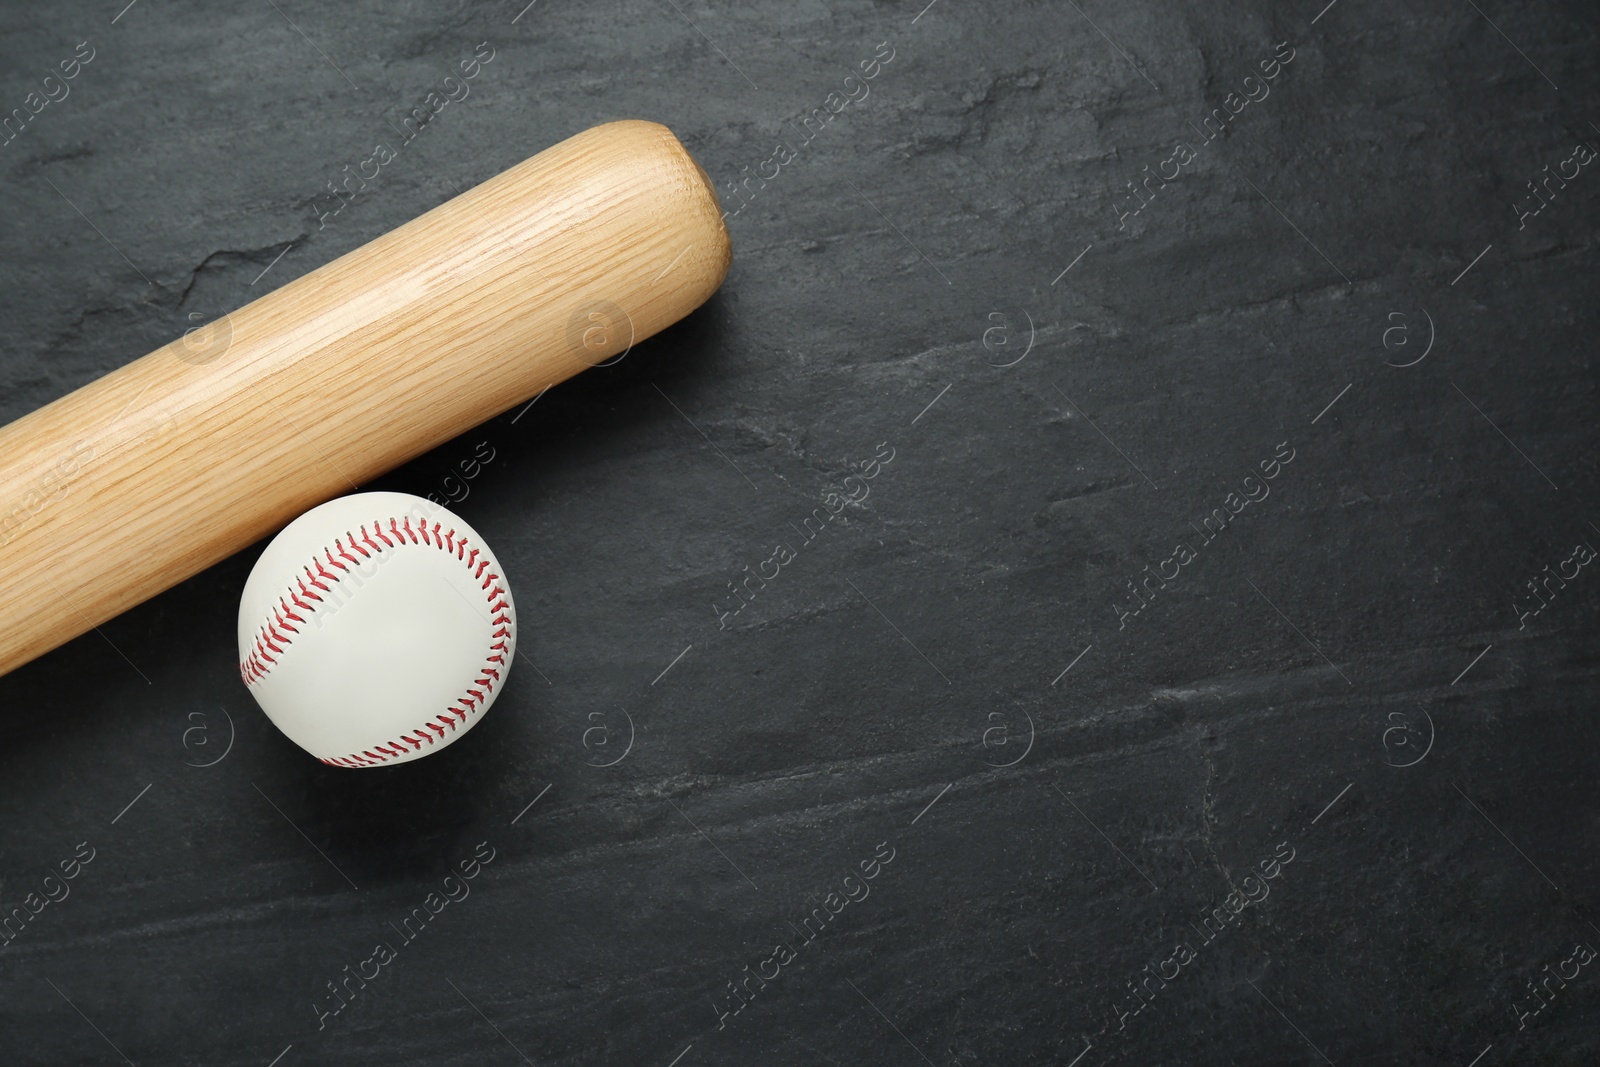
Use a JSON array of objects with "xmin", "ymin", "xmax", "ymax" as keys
[
  {"xmin": 0, "ymin": 119, "xmax": 728, "ymax": 679},
  {"xmin": 238, "ymin": 492, "xmax": 513, "ymax": 767}
]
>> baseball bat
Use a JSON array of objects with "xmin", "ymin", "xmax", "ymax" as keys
[{"xmin": 0, "ymin": 119, "xmax": 730, "ymax": 679}]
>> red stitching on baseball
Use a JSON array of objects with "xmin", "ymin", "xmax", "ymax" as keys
[{"xmin": 240, "ymin": 514, "xmax": 511, "ymax": 762}]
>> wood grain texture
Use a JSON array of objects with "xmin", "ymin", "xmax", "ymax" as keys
[{"xmin": 0, "ymin": 119, "xmax": 730, "ymax": 679}]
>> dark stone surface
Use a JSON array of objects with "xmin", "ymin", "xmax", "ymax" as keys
[{"xmin": 2, "ymin": 0, "xmax": 1598, "ymax": 1063}]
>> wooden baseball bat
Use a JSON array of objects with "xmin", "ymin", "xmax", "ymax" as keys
[{"xmin": 0, "ymin": 119, "xmax": 730, "ymax": 679}]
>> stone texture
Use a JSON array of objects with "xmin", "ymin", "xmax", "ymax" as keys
[{"xmin": 1, "ymin": 0, "xmax": 1598, "ymax": 1064}]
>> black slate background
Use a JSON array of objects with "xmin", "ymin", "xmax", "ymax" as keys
[{"xmin": 2, "ymin": 0, "xmax": 1598, "ymax": 1064}]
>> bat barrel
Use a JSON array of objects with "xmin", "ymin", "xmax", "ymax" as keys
[{"xmin": 0, "ymin": 119, "xmax": 730, "ymax": 679}]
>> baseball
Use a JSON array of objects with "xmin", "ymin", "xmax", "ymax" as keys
[{"xmin": 238, "ymin": 491, "xmax": 516, "ymax": 768}]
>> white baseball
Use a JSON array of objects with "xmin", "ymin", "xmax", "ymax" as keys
[{"xmin": 238, "ymin": 491, "xmax": 516, "ymax": 768}]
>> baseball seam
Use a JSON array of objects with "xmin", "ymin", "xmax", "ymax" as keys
[{"xmin": 239, "ymin": 515, "xmax": 512, "ymax": 767}]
